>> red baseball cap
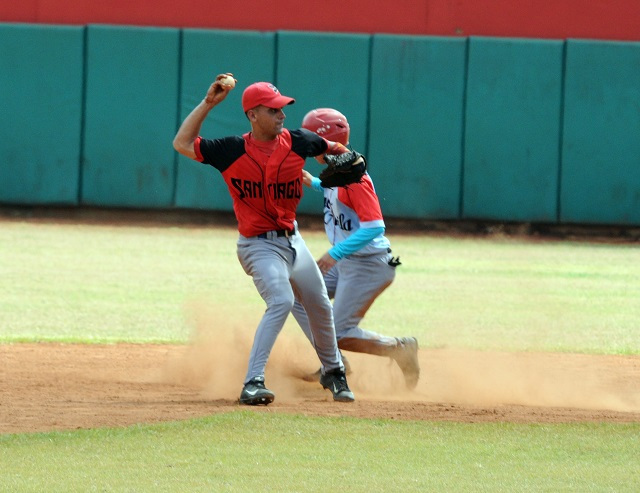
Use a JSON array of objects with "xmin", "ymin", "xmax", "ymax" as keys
[{"xmin": 242, "ymin": 82, "xmax": 295, "ymax": 112}]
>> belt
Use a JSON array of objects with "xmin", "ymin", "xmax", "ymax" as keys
[{"xmin": 256, "ymin": 228, "xmax": 296, "ymax": 239}]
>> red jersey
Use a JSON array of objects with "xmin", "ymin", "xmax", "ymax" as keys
[{"xmin": 194, "ymin": 128, "xmax": 328, "ymax": 237}]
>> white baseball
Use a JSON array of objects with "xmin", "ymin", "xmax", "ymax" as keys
[{"xmin": 220, "ymin": 75, "xmax": 236, "ymax": 89}]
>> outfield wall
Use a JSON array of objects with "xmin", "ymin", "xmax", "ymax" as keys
[{"xmin": 1, "ymin": 23, "xmax": 639, "ymax": 225}]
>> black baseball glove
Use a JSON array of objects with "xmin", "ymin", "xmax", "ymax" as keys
[{"xmin": 319, "ymin": 150, "xmax": 367, "ymax": 188}]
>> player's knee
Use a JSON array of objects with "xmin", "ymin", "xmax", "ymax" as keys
[{"xmin": 267, "ymin": 292, "xmax": 295, "ymax": 315}]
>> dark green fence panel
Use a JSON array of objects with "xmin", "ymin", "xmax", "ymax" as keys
[
  {"xmin": 174, "ymin": 29, "xmax": 276, "ymax": 211},
  {"xmin": 81, "ymin": 25, "xmax": 179, "ymax": 208},
  {"xmin": 276, "ymin": 31, "xmax": 371, "ymax": 215},
  {"xmin": 0, "ymin": 23, "xmax": 83, "ymax": 205},
  {"xmin": 369, "ymin": 35, "xmax": 467, "ymax": 219},
  {"xmin": 561, "ymin": 40, "xmax": 640, "ymax": 225},
  {"xmin": 463, "ymin": 37, "xmax": 564, "ymax": 222}
]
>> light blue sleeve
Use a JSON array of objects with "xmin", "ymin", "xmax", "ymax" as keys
[
  {"xmin": 310, "ymin": 176, "xmax": 323, "ymax": 192},
  {"xmin": 328, "ymin": 226, "xmax": 385, "ymax": 260}
]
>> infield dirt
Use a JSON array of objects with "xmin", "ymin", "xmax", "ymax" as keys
[{"xmin": 2, "ymin": 333, "xmax": 639, "ymax": 434}]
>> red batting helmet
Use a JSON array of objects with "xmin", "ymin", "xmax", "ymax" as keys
[{"xmin": 301, "ymin": 108, "xmax": 350, "ymax": 145}]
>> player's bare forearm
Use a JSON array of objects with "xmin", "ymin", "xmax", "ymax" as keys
[
  {"xmin": 325, "ymin": 141, "xmax": 348, "ymax": 156},
  {"xmin": 173, "ymin": 74, "xmax": 236, "ymax": 160},
  {"xmin": 173, "ymin": 101, "xmax": 215, "ymax": 159},
  {"xmin": 301, "ymin": 169, "xmax": 314, "ymax": 187},
  {"xmin": 312, "ymin": 141, "xmax": 348, "ymax": 165}
]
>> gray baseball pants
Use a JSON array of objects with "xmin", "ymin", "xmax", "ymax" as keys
[
  {"xmin": 291, "ymin": 252, "xmax": 398, "ymax": 353},
  {"xmin": 237, "ymin": 229, "xmax": 344, "ymax": 384}
]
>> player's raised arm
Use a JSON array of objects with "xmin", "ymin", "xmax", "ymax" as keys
[{"xmin": 172, "ymin": 73, "xmax": 236, "ymax": 160}]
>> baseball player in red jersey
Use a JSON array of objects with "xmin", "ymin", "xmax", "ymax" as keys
[
  {"xmin": 173, "ymin": 75, "xmax": 355, "ymax": 405},
  {"xmin": 291, "ymin": 108, "xmax": 420, "ymax": 389}
]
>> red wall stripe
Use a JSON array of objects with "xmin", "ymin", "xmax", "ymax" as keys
[{"xmin": 1, "ymin": 0, "xmax": 638, "ymax": 41}]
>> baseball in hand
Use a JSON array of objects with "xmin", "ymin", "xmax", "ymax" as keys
[{"xmin": 220, "ymin": 75, "xmax": 236, "ymax": 89}]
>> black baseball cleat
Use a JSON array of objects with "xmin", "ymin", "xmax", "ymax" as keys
[
  {"xmin": 320, "ymin": 368, "xmax": 355, "ymax": 402},
  {"xmin": 393, "ymin": 337, "xmax": 420, "ymax": 390},
  {"xmin": 239, "ymin": 376, "xmax": 275, "ymax": 406}
]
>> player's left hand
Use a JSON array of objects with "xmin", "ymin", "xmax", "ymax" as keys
[{"xmin": 317, "ymin": 252, "xmax": 337, "ymax": 274}]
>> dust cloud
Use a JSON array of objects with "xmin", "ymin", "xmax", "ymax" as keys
[{"xmin": 162, "ymin": 303, "xmax": 640, "ymax": 412}]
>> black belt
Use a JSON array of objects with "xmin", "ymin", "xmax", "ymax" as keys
[{"xmin": 257, "ymin": 229, "xmax": 296, "ymax": 239}]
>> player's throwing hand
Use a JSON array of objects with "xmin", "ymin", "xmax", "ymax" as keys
[{"xmin": 204, "ymin": 73, "xmax": 237, "ymax": 106}]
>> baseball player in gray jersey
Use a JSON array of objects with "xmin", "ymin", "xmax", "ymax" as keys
[{"xmin": 291, "ymin": 108, "xmax": 420, "ymax": 389}]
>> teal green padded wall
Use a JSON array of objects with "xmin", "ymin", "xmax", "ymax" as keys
[
  {"xmin": 561, "ymin": 40, "xmax": 640, "ymax": 225},
  {"xmin": 463, "ymin": 37, "xmax": 564, "ymax": 222},
  {"xmin": 174, "ymin": 29, "xmax": 276, "ymax": 211},
  {"xmin": 0, "ymin": 24, "xmax": 83, "ymax": 205},
  {"xmin": 3, "ymin": 23, "xmax": 640, "ymax": 228},
  {"xmin": 81, "ymin": 25, "xmax": 179, "ymax": 207},
  {"xmin": 369, "ymin": 35, "xmax": 467, "ymax": 219},
  {"xmin": 275, "ymin": 31, "xmax": 371, "ymax": 215}
]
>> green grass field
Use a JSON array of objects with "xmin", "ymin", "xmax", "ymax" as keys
[
  {"xmin": 1, "ymin": 218, "xmax": 639, "ymax": 492},
  {"xmin": 2, "ymin": 220, "xmax": 639, "ymax": 353},
  {"xmin": 1, "ymin": 413, "xmax": 638, "ymax": 492}
]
